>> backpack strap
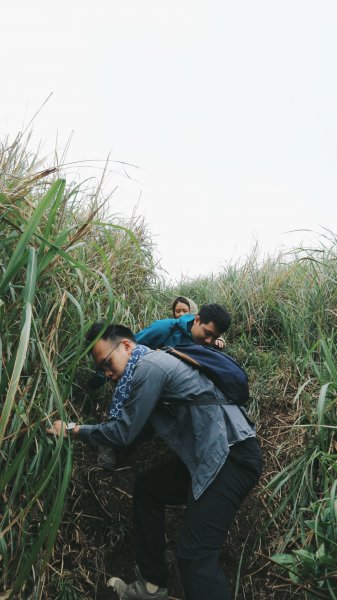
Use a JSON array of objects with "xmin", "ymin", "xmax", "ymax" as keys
[
  {"xmin": 162, "ymin": 397, "xmax": 233, "ymax": 406},
  {"xmin": 165, "ymin": 346, "xmax": 202, "ymax": 369}
]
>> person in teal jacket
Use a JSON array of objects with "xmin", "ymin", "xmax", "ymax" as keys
[{"xmin": 135, "ymin": 303, "xmax": 231, "ymax": 349}]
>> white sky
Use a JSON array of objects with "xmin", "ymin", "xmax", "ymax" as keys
[{"xmin": 2, "ymin": 1, "xmax": 337, "ymax": 281}]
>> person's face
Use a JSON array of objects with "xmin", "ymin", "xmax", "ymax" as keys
[
  {"xmin": 190, "ymin": 316, "xmax": 220, "ymax": 345},
  {"xmin": 92, "ymin": 338, "xmax": 134, "ymax": 381},
  {"xmin": 174, "ymin": 301, "xmax": 190, "ymax": 319}
]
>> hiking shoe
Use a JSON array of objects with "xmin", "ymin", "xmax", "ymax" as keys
[{"xmin": 107, "ymin": 568, "xmax": 168, "ymax": 600}]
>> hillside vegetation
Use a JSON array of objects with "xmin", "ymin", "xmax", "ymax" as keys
[{"xmin": 1, "ymin": 136, "xmax": 336, "ymax": 599}]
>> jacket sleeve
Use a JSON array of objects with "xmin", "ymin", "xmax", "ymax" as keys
[
  {"xmin": 135, "ymin": 318, "xmax": 175, "ymax": 349},
  {"xmin": 78, "ymin": 359, "xmax": 169, "ymax": 448}
]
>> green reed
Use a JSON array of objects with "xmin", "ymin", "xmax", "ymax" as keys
[{"xmin": 0, "ymin": 135, "xmax": 161, "ymax": 599}]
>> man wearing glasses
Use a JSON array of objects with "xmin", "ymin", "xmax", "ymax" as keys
[{"xmin": 48, "ymin": 323, "xmax": 262, "ymax": 600}]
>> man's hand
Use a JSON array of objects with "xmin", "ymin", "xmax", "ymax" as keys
[
  {"xmin": 46, "ymin": 420, "xmax": 68, "ymax": 437},
  {"xmin": 215, "ymin": 337, "xmax": 225, "ymax": 349}
]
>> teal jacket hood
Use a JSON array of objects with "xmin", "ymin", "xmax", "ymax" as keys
[{"xmin": 135, "ymin": 314, "xmax": 195, "ymax": 349}]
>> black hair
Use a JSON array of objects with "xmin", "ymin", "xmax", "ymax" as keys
[
  {"xmin": 172, "ymin": 296, "xmax": 190, "ymax": 315},
  {"xmin": 198, "ymin": 303, "xmax": 231, "ymax": 333},
  {"xmin": 86, "ymin": 322, "xmax": 135, "ymax": 346}
]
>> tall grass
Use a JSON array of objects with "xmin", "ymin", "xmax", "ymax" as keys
[
  {"xmin": 0, "ymin": 135, "xmax": 161, "ymax": 598},
  {"xmin": 266, "ymin": 331, "xmax": 337, "ymax": 598},
  {"xmin": 173, "ymin": 235, "xmax": 337, "ymax": 598},
  {"xmin": 2, "ymin": 131, "xmax": 337, "ymax": 599}
]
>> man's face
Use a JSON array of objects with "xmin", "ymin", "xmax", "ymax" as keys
[
  {"xmin": 190, "ymin": 316, "xmax": 220, "ymax": 345},
  {"xmin": 92, "ymin": 338, "xmax": 133, "ymax": 381}
]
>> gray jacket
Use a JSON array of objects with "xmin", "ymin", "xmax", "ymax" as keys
[{"xmin": 79, "ymin": 350, "xmax": 256, "ymax": 499}]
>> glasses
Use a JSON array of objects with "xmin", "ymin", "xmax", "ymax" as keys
[{"xmin": 97, "ymin": 341, "xmax": 122, "ymax": 373}]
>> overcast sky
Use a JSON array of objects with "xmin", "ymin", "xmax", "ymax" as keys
[{"xmin": 2, "ymin": 1, "xmax": 337, "ymax": 281}]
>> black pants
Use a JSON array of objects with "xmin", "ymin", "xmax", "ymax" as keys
[{"xmin": 133, "ymin": 437, "xmax": 263, "ymax": 600}]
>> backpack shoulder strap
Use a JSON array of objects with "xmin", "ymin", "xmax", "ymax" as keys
[{"xmin": 164, "ymin": 346, "xmax": 201, "ymax": 369}]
